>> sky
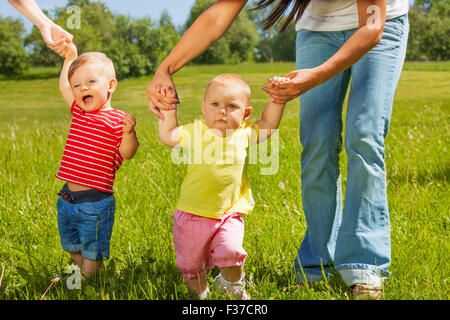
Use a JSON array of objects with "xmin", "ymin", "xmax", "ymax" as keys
[{"xmin": 0, "ymin": 0, "xmax": 197, "ymax": 31}]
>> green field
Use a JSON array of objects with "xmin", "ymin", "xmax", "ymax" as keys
[{"xmin": 0, "ymin": 62, "xmax": 448, "ymax": 300}]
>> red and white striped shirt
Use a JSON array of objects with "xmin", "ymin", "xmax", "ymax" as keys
[{"xmin": 56, "ymin": 101, "xmax": 131, "ymax": 193}]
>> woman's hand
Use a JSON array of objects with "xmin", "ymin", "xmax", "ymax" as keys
[
  {"xmin": 7, "ymin": 0, "xmax": 73, "ymax": 56},
  {"xmin": 63, "ymin": 42, "xmax": 78, "ymax": 61},
  {"xmin": 145, "ymin": 0, "xmax": 247, "ymax": 120},
  {"xmin": 263, "ymin": 68, "xmax": 321, "ymax": 103},
  {"xmin": 40, "ymin": 22, "xmax": 73, "ymax": 57},
  {"xmin": 146, "ymin": 69, "xmax": 179, "ymax": 121}
]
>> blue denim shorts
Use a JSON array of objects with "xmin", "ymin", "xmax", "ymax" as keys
[{"xmin": 56, "ymin": 186, "xmax": 116, "ymax": 261}]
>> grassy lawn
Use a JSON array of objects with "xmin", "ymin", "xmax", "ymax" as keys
[{"xmin": 0, "ymin": 61, "xmax": 448, "ymax": 300}]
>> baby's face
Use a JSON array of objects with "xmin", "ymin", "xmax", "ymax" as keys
[
  {"xmin": 69, "ymin": 61, "xmax": 116, "ymax": 112},
  {"xmin": 201, "ymin": 81, "xmax": 251, "ymax": 136}
]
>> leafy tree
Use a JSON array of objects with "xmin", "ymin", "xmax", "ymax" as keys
[
  {"xmin": 53, "ymin": 0, "xmax": 114, "ymax": 54},
  {"xmin": 146, "ymin": 11, "xmax": 181, "ymax": 71},
  {"xmin": 413, "ymin": 0, "xmax": 448, "ymax": 10},
  {"xmin": 0, "ymin": 17, "xmax": 29, "ymax": 76},
  {"xmin": 247, "ymin": 1, "xmax": 296, "ymax": 62},
  {"xmin": 24, "ymin": 0, "xmax": 181, "ymax": 79},
  {"xmin": 407, "ymin": 1, "xmax": 450, "ymax": 61},
  {"xmin": 185, "ymin": 0, "xmax": 259, "ymax": 64},
  {"xmin": 249, "ymin": 0, "xmax": 450, "ymax": 62},
  {"xmin": 23, "ymin": 9, "xmax": 60, "ymax": 67},
  {"xmin": 104, "ymin": 15, "xmax": 153, "ymax": 79},
  {"xmin": 271, "ymin": 23, "xmax": 296, "ymax": 62},
  {"xmin": 105, "ymin": 12, "xmax": 181, "ymax": 79},
  {"xmin": 25, "ymin": 1, "xmax": 115, "ymax": 67}
]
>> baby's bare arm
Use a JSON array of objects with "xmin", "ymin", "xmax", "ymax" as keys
[
  {"xmin": 59, "ymin": 42, "xmax": 77, "ymax": 106},
  {"xmin": 157, "ymin": 86, "xmax": 181, "ymax": 147},
  {"xmin": 254, "ymin": 100, "xmax": 286, "ymax": 143},
  {"xmin": 159, "ymin": 109, "xmax": 181, "ymax": 148}
]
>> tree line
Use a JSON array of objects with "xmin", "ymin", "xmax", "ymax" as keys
[{"xmin": 0, "ymin": 0, "xmax": 448, "ymax": 78}]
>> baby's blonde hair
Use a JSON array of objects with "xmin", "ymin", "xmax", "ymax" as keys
[
  {"xmin": 205, "ymin": 73, "xmax": 251, "ymax": 103},
  {"xmin": 68, "ymin": 52, "xmax": 116, "ymax": 81}
]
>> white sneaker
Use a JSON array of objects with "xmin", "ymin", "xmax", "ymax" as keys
[
  {"xmin": 214, "ymin": 273, "xmax": 251, "ymax": 300},
  {"xmin": 191, "ymin": 287, "xmax": 210, "ymax": 300}
]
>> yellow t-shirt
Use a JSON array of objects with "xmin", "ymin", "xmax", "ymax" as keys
[{"xmin": 176, "ymin": 119, "xmax": 259, "ymax": 219}]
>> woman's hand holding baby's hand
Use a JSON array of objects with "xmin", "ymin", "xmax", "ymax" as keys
[
  {"xmin": 40, "ymin": 22, "xmax": 73, "ymax": 57},
  {"xmin": 147, "ymin": 69, "xmax": 179, "ymax": 121},
  {"xmin": 268, "ymin": 76, "xmax": 290, "ymax": 87},
  {"xmin": 263, "ymin": 69, "xmax": 320, "ymax": 103},
  {"xmin": 122, "ymin": 114, "xmax": 137, "ymax": 134},
  {"xmin": 63, "ymin": 42, "xmax": 77, "ymax": 61},
  {"xmin": 264, "ymin": 76, "xmax": 289, "ymax": 104}
]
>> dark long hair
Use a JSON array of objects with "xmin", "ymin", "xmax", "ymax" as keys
[{"xmin": 252, "ymin": 0, "xmax": 312, "ymax": 33}]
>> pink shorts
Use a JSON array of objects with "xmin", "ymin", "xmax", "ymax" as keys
[{"xmin": 172, "ymin": 209, "xmax": 247, "ymax": 279}]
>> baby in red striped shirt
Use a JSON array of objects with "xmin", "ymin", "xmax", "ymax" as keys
[{"xmin": 54, "ymin": 42, "xmax": 139, "ymax": 281}]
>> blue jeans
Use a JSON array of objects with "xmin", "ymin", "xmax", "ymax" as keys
[
  {"xmin": 57, "ymin": 194, "xmax": 116, "ymax": 261},
  {"xmin": 294, "ymin": 15, "xmax": 409, "ymax": 287}
]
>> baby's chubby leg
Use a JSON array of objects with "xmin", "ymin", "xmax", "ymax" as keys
[
  {"xmin": 70, "ymin": 252, "xmax": 102, "ymax": 279},
  {"xmin": 211, "ymin": 213, "xmax": 247, "ymax": 273},
  {"xmin": 172, "ymin": 210, "xmax": 247, "ymax": 299},
  {"xmin": 83, "ymin": 258, "xmax": 102, "ymax": 278},
  {"xmin": 220, "ymin": 265, "xmax": 244, "ymax": 282},
  {"xmin": 172, "ymin": 210, "xmax": 216, "ymax": 298},
  {"xmin": 70, "ymin": 252, "xmax": 83, "ymax": 269},
  {"xmin": 183, "ymin": 266, "xmax": 244, "ymax": 298},
  {"xmin": 184, "ymin": 273, "xmax": 208, "ymax": 296},
  {"xmin": 212, "ymin": 214, "xmax": 250, "ymax": 299}
]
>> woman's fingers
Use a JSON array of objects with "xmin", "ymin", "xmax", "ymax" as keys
[
  {"xmin": 49, "ymin": 39, "xmax": 67, "ymax": 57},
  {"xmin": 148, "ymin": 100, "xmax": 164, "ymax": 121},
  {"xmin": 270, "ymin": 82, "xmax": 289, "ymax": 89},
  {"xmin": 268, "ymin": 75, "xmax": 290, "ymax": 88},
  {"xmin": 262, "ymin": 86, "xmax": 296, "ymax": 103},
  {"xmin": 148, "ymin": 92, "xmax": 178, "ymax": 120},
  {"xmin": 263, "ymin": 86, "xmax": 290, "ymax": 97},
  {"xmin": 146, "ymin": 71, "xmax": 180, "ymax": 120},
  {"xmin": 146, "ymin": 85, "xmax": 178, "ymax": 109},
  {"xmin": 50, "ymin": 38, "xmax": 65, "ymax": 50},
  {"xmin": 148, "ymin": 92, "xmax": 178, "ymax": 112}
]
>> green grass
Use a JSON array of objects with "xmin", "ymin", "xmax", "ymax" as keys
[{"xmin": 0, "ymin": 61, "xmax": 449, "ymax": 300}]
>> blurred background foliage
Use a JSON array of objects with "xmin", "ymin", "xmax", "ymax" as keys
[{"xmin": 0, "ymin": 0, "xmax": 448, "ymax": 77}]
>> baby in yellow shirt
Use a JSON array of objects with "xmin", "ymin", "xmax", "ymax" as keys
[{"xmin": 158, "ymin": 73, "xmax": 286, "ymax": 299}]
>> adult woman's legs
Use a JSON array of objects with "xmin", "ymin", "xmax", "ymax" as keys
[
  {"xmin": 334, "ymin": 15, "xmax": 409, "ymax": 288},
  {"xmin": 295, "ymin": 15, "xmax": 409, "ymax": 287},
  {"xmin": 295, "ymin": 30, "xmax": 351, "ymax": 283}
]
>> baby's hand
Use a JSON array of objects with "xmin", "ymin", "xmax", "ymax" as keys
[
  {"xmin": 158, "ymin": 85, "xmax": 177, "ymax": 101},
  {"xmin": 268, "ymin": 76, "xmax": 289, "ymax": 88},
  {"xmin": 122, "ymin": 114, "xmax": 137, "ymax": 134},
  {"xmin": 64, "ymin": 42, "xmax": 78, "ymax": 61}
]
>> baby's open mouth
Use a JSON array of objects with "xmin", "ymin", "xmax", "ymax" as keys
[{"xmin": 82, "ymin": 95, "xmax": 94, "ymax": 104}]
